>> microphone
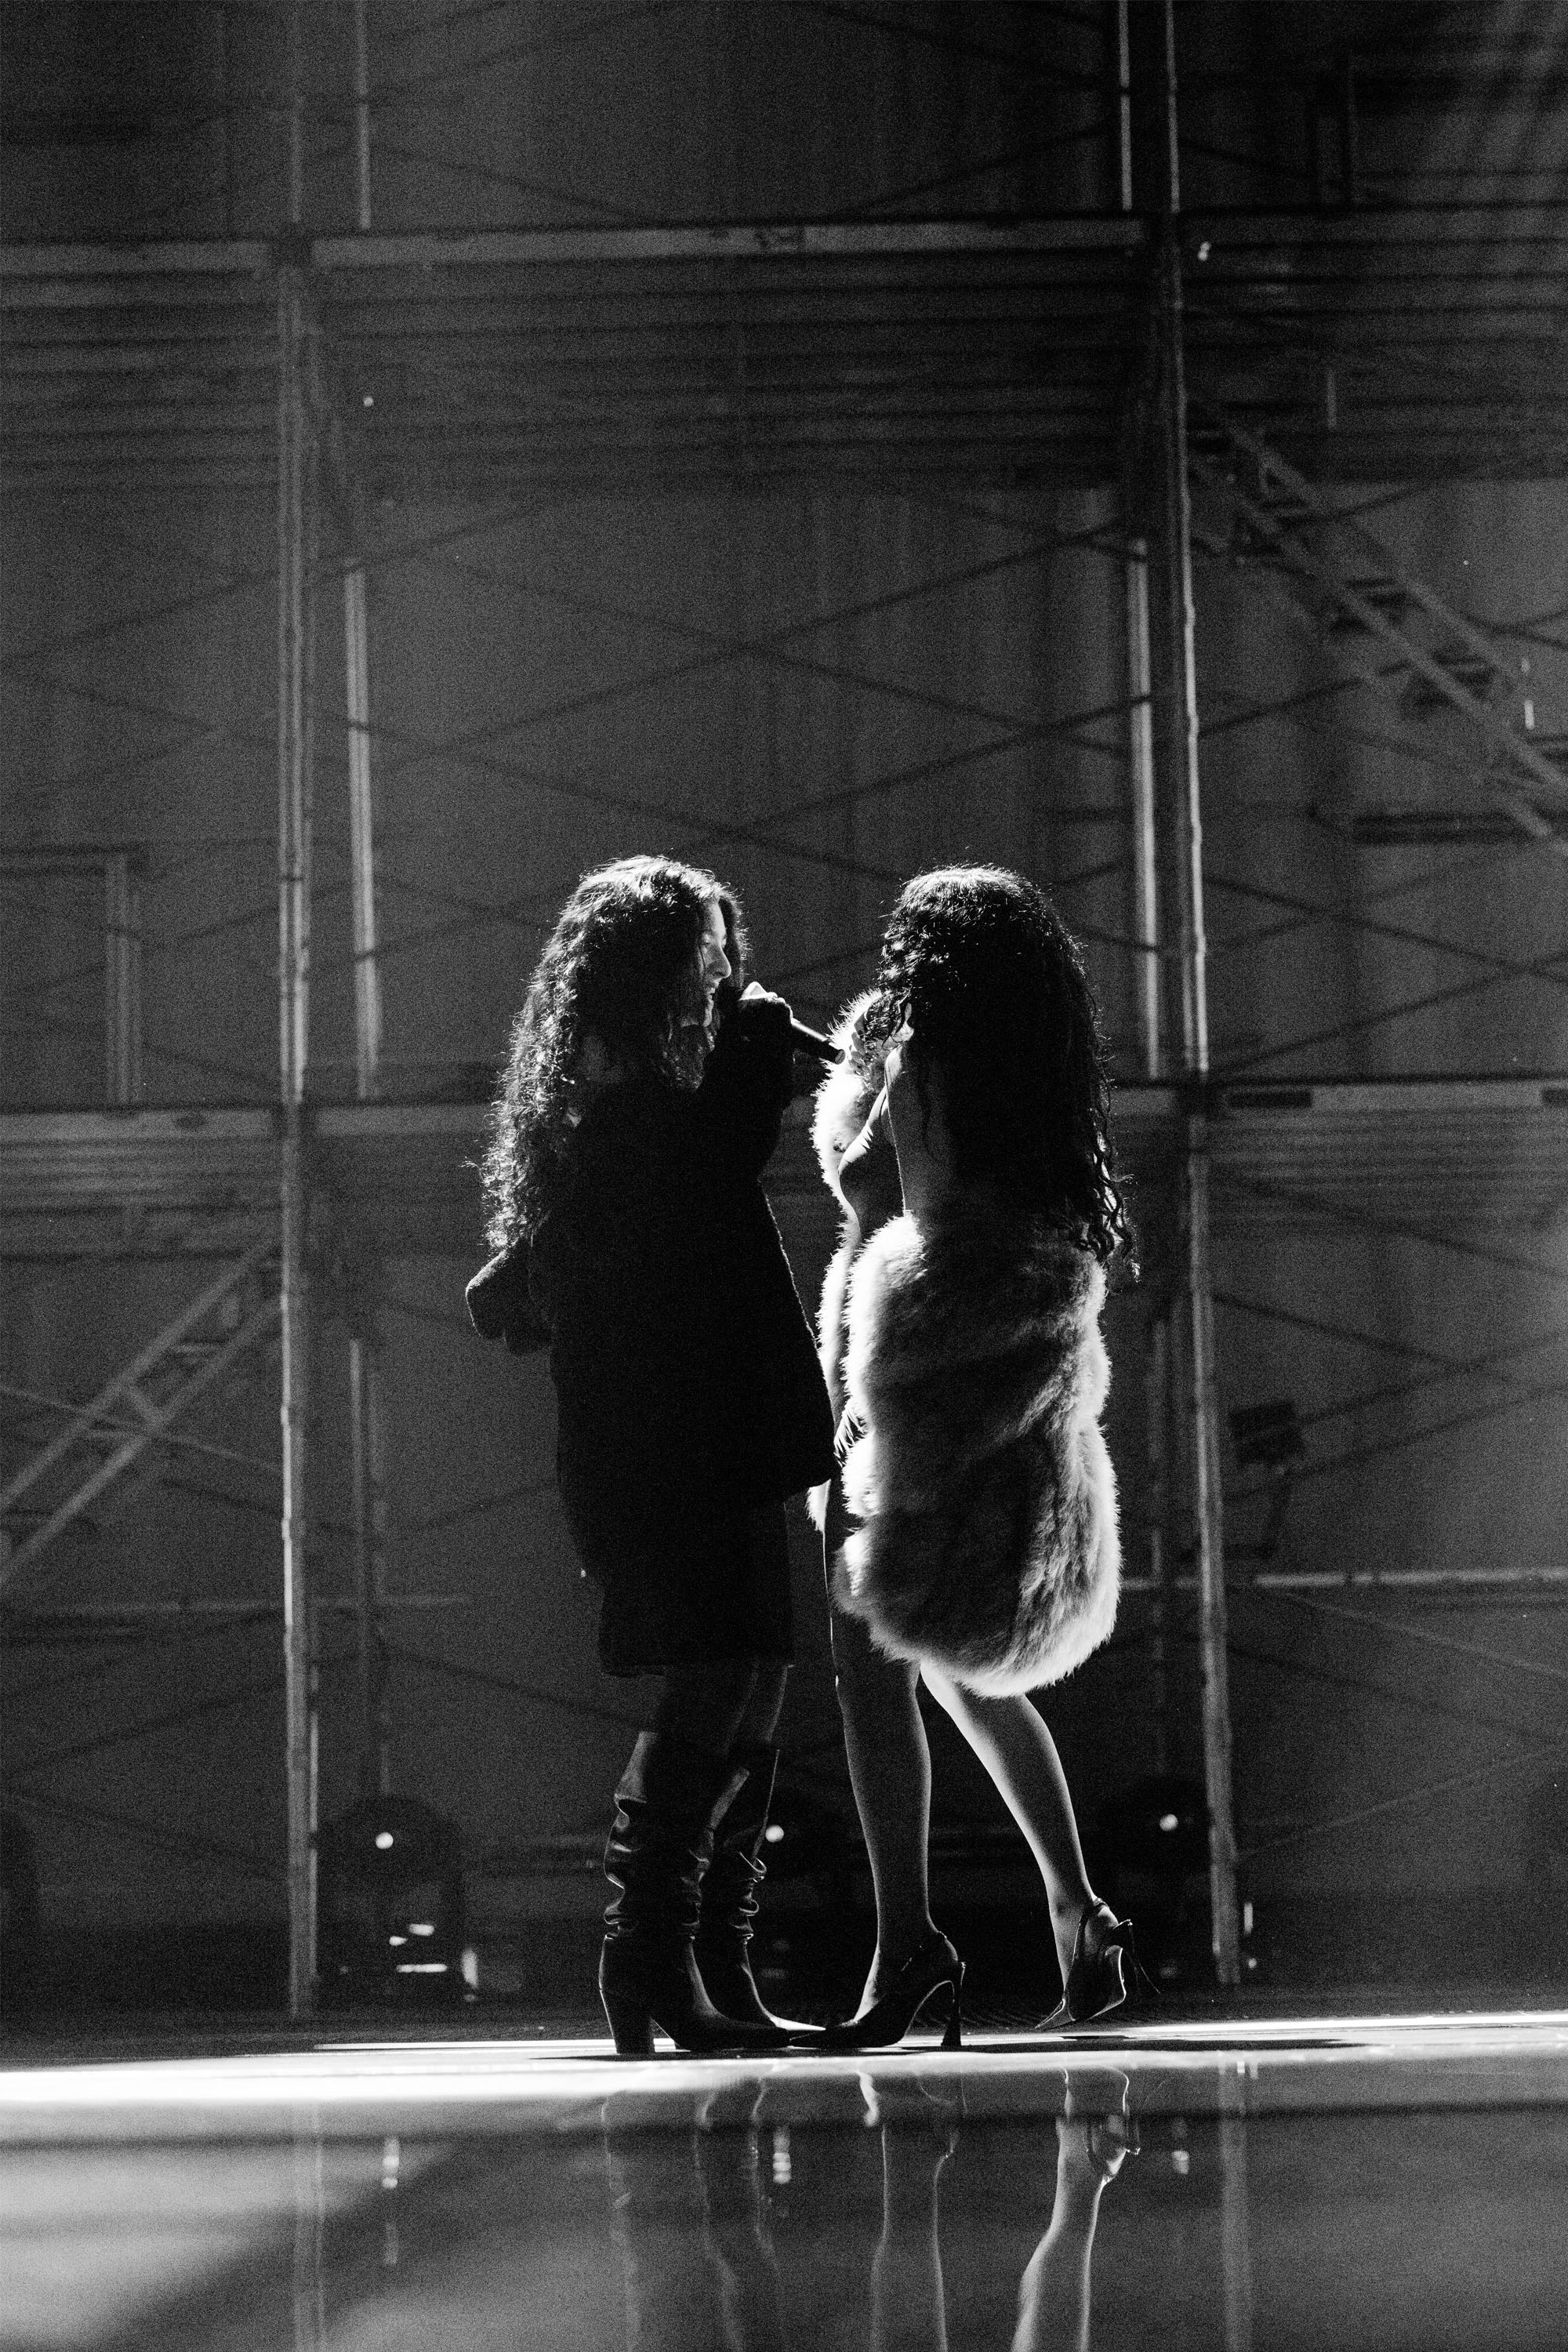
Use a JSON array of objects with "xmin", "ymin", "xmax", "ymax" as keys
[
  {"xmin": 789, "ymin": 1014, "xmax": 840, "ymax": 1063},
  {"xmin": 721, "ymin": 980, "xmax": 841, "ymax": 1063}
]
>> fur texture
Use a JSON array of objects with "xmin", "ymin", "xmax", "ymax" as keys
[{"xmin": 811, "ymin": 993, "xmax": 1120, "ymax": 1694}]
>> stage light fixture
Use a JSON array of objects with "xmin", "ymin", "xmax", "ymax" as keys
[{"xmin": 318, "ymin": 1795, "xmax": 472, "ymax": 2008}]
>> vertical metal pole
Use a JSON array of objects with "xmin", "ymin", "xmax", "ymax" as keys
[
  {"xmin": 279, "ymin": 261, "xmax": 315, "ymax": 2017},
  {"xmin": 105, "ymin": 855, "xmax": 125, "ymax": 1106},
  {"xmin": 350, "ymin": 1332, "xmax": 392, "ymax": 1795},
  {"xmin": 1126, "ymin": 548, "xmax": 1160, "ymax": 1075},
  {"xmin": 291, "ymin": 2111, "xmax": 328, "ymax": 2350},
  {"xmin": 1115, "ymin": 0, "xmax": 1134, "ymax": 213},
  {"xmin": 1143, "ymin": 1312, "xmax": 1173, "ymax": 1773},
  {"xmin": 103, "ymin": 854, "xmax": 142, "ymax": 1108},
  {"xmin": 344, "ymin": 571, "xmax": 383, "ymax": 1096},
  {"xmin": 350, "ymin": 1340, "xmax": 373, "ymax": 1779},
  {"xmin": 1218, "ymin": 2088, "xmax": 1255, "ymax": 2352},
  {"xmin": 345, "ymin": 0, "xmax": 382, "ymax": 1098},
  {"xmin": 127, "ymin": 865, "xmax": 143, "ymax": 1105},
  {"xmin": 285, "ymin": 1, "xmax": 304, "ymax": 227},
  {"xmin": 1120, "ymin": 0, "xmax": 1174, "ymax": 1773},
  {"xmin": 215, "ymin": 6, "xmax": 234, "ymax": 238},
  {"xmin": 353, "ymin": 0, "xmax": 373, "ymax": 234},
  {"xmin": 347, "ymin": 0, "xmax": 390, "ymax": 1798},
  {"xmin": 1158, "ymin": 0, "xmax": 1240, "ymax": 1984},
  {"xmin": 1126, "ymin": 523, "xmax": 1174, "ymax": 1762},
  {"xmin": 1183, "ymin": 1131, "xmax": 1237, "ymax": 1979},
  {"xmin": 1120, "ymin": 0, "xmax": 1160, "ymax": 1073},
  {"xmin": 1117, "ymin": 0, "xmax": 1155, "ymax": 1071},
  {"xmin": 279, "ymin": 0, "xmax": 317, "ymax": 2021}
]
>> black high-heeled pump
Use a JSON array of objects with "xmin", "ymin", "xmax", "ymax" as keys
[
  {"xmin": 821, "ymin": 1930, "xmax": 964, "ymax": 2052},
  {"xmin": 1042, "ymin": 1901, "xmax": 1156, "ymax": 2028}
]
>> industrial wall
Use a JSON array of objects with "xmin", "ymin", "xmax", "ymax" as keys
[
  {"xmin": 8, "ymin": 464, "xmax": 1567, "ymax": 1969},
  {"xmin": 5, "ymin": 0, "xmax": 1567, "ymax": 1999}
]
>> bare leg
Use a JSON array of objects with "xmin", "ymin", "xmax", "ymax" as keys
[
  {"xmin": 870, "ymin": 2118, "xmax": 951, "ymax": 2352},
  {"xmin": 830, "ymin": 1602, "xmax": 938, "ymax": 1990},
  {"xmin": 921, "ymin": 1670, "xmax": 1095, "ymax": 1982},
  {"xmin": 654, "ymin": 1657, "xmax": 761, "ymax": 1759},
  {"xmin": 1011, "ymin": 2119, "xmax": 1118, "ymax": 2352}
]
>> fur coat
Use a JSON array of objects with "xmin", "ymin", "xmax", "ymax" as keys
[{"xmin": 811, "ymin": 993, "xmax": 1120, "ymax": 1697}]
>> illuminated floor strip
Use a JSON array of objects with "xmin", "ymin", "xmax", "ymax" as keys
[{"xmin": 3, "ymin": 2011, "xmax": 1568, "ymax": 2141}]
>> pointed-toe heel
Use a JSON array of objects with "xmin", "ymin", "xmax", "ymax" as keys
[
  {"xmin": 822, "ymin": 1933, "xmax": 964, "ymax": 2052},
  {"xmin": 1042, "ymin": 1901, "xmax": 1157, "ymax": 2029}
]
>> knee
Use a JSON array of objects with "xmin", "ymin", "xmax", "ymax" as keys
[{"xmin": 831, "ymin": 1629, "xmax": 916, "ymax": 1730}]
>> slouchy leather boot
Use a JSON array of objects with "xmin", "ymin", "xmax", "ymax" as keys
[
  {"xmin": 600, "ymin": 1730, "xmax": 789, "ymax": 2056},
  {"xmin": 694, "ymin": 1742, "xmax": 810, "ymax": 2038}
]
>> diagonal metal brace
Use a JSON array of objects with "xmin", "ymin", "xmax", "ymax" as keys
[
  {"xmin": 1190, "ymin": 408, "xmax": 1568, "ymax": 850},
  {"xmin": 0, "ymin": 1242, "xmax": 279, "ymax": 1590}
]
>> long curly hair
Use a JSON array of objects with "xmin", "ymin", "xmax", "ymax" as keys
[
  {"xmin": 862, "ymin": 866, "xmax": 1133, "ymax": 1268},
  {"xmin": 481, "ymin": 855, "xmax": 748, "ymax": 1249}
]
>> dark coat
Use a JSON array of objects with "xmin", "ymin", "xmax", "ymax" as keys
[{"xmin": 468, "ymin": 996, "xmax": 835, "ymax": 1578}]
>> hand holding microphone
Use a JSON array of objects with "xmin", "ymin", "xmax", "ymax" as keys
[{"xmin": 720, "ymin": 978, "xmax": 841, "ymax": 1063}]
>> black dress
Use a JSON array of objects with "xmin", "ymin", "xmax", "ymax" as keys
[{"xmin": 469, "ymin": 995, "xmax": 836, "ymax": 1675}]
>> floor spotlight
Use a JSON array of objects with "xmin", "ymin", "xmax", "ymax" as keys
[{"xmin": 318, "ymin": 1795, "xmax": 470, "ymax": 2008}]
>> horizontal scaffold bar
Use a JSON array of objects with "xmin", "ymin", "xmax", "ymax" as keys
[
  {"xmin": 4, "ymin": 1080, "xmax": 1568, "ymax": 1254},
  {"xmin": 5, "ymin": 205, "xmax": 1568, "ymax": 286}
]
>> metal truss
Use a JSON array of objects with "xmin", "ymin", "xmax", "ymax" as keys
[
  {"xmin": 5, "ymin": 0, "xmax": 1568, "ymax": 2013},
  {"xmin": 0, "ymin": 847, "xmax": 143, "ymax": 1106},
  {"xmin": 5, "ymin": 199, "xmax": 1567, "ymax": 499},
  {"xmin": 1190, "ymin": 409, "xmax": 1568, "ymax": 852},
  {"xmin": 0, "ymin": 1240, "xmax": 280, "ymax": 1590}
]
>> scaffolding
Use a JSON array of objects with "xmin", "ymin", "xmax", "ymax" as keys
[{"xmin": 4, "ymin": 0, "xmax": 1567, "ymax": 2015}]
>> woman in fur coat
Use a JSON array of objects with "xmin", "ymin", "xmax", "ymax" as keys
[
  {"xmin": 814, "ymin": 866, "xmax": 1146, "ymax": 2046},
  {"xmin": 470, "ymin": 855, "xmax": 834, "ymax": 2056}
]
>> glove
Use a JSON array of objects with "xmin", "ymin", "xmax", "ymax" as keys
[{"xmin": 465, "ymin": 1244, "xmax": 549, "ymax": 1355}]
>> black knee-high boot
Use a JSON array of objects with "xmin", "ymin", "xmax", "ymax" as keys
[
  {"xmin": 600, "ymin": 1730, "xmax": 789, "ymax": 2056},
  {"xmin": 694, "ymin": 1741, "xmax": 808, "ymax": 2037}
]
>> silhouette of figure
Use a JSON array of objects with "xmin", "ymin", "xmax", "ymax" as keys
[{"xmin": 604, "ymin": 2070, "xmax": 1134, "ymax": 2351}]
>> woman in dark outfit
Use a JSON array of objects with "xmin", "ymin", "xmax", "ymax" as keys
[{"xmin": 468, "ymin": 855, "xmax": 835, "ymax": 2054}]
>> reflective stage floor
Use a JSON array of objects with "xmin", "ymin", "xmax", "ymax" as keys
[{"xmin": 5, "ymin": 2005, "xmax": 1568, "ymax": 2350}]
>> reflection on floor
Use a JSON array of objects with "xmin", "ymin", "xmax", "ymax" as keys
[{"xmin": 5, "ymin": 2009, "xmax": 1568, "ymax": 2350}]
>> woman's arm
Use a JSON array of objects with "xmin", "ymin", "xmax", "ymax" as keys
[
  {"xmin": 837, "ymin": 1085, "xmax": 904, "ymax": 1240},
  {"xmin": 884, "ymin": 1043, "xmax": 956, "ymax": 1231}
]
